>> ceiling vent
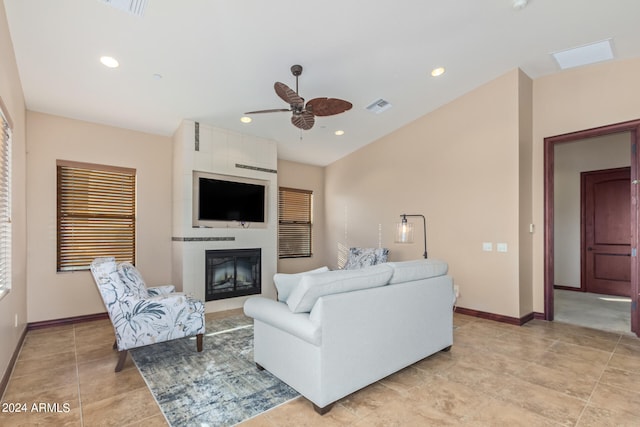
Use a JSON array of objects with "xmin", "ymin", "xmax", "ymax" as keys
[
  {"xmin": 551, "ymin": 39, "xmax": 614, "ymax": 70},
  {"xmin": 98, "ymin": 0, "xmax": 148, "ymax": 17},
  {"xmin": 366, "ymin": 98, "xmax": 392, "ymax": 114}
]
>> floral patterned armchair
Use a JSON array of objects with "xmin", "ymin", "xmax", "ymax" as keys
[{"xmin": 90, "ymin": 257, "xmax": 205, "ymax": 372}]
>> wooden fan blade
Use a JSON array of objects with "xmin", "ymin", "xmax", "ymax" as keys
[
  {"xmin": 291, "ymin": 112, "xmax": 315, "ymax": 130},
  {"xmin": 244, "ymin": 108, "xmax": 291, "ymax": 114},
  {"xmin": 274, "ymin": 82, "xmax": 304, "ymax": 107},
  {"xmin": 306, "ymin": 97, "xmax": 353, "ymax": 116}
]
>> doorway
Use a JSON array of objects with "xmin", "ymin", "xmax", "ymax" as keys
[{"xmin": 544, "ymin": 119, "xmax": 640, "ymax": 337}]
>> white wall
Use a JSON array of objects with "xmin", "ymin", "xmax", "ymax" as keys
[
  {"xmin": 324, "ymin": 69, "xmax": 525, "ymax": 318},
  {"xmin": 553, "ymin": 133, "xmax": 631, "ymax": 287},
  {"xmin": 26, "ymin": 112, "xmax": 173, "ymax": 322},
  {"xmin": 0, "ymin": 0, "xmax": 28, "ymax": 383}
]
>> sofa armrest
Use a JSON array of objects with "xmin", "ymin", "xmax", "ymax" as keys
[{"xmin": 244, "ymin": 297, "xmax": 321, "ymax": 346}]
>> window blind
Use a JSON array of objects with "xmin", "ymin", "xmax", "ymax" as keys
[
  {"xmin": 0, "ymin": 105, "xmax": 11, "ymax": 296},
  {"xmin": 57, "ymin": 161, "xmax": 136, "ymax": 271},
  {"xmin": 278, "ymin": 187, "xmax": 312, "ymax": 258}
]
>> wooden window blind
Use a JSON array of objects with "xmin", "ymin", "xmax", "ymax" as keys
[
  {"xmin": 57, "ymin": 161, "xmax": 136, "ymax": 272},
  {"xmin": 278, "ymin": 187, "xmax": 312, "ymax": 258},
  {"xmin": 0, "ymin": 101, "xmax": 11, "ymax": 297}
]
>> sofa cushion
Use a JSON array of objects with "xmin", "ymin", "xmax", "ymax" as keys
[
  {"xmin": 287, "ymin": 263, "xmax": 393, "ymax": 313},
  {"xmin": 387, "ymin": 259, "xmax": 448, "ymax": 284},
  {"xmin": 274, "ymin": 266, "xmax": 330, "ymax": 302}
]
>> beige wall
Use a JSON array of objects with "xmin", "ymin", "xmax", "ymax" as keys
[
  {"xmin": 26, "ymin": 112, "xmax": 173, "ymax": 322},
  {"xmin": 277, "ymin": 159, "xmax": 328, "ymax": 273},
  {"xmin": 533, "ymin": 57, "xmax": 640, "ymax": 313},
  {"xmin": 325, "ymin": 69, "xmax": 524, "ymax": 318},
  {"xmin": 0, "ymin": 0, "xmax": 28, "ymax": 383},
  {"xmin": 554, "ymin": 133, "xmax": 630, "ymax": 288}
]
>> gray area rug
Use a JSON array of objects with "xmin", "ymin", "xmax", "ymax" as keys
[{"xmin": 130, "ymin": 314, "xmax": 299, "ymax": 426}]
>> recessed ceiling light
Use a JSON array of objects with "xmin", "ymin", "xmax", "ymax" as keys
[
  {"xmin": 334, "ymin": 130, "xmax": 345, "ymax": 136},
  {"xmin": 431, "ymin": 67, "xmax": 445, "ymax": 77},
  {"xmin": 240, "ymin": 116, "xmax": 252, "ymax": 124},
  {"xmin": 100, "ymin": 56, "xmax": 119, "ymax": 68}
]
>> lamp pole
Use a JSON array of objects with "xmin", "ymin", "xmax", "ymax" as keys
[{"xmin": 401, "ymin": 214, "xmax": 427, "ymax": 259}]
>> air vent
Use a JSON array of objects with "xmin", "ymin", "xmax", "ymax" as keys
[
  {"xmin": 98, "ymin": 0, "xmax": 148, "ymax": 17},
  {"xmin": 551, "ymin": 39, "xmax": 614, "ymax": 70},
  {"xmin": 366, "ymin": 98, "xmax": 392, "ymax": 114}
]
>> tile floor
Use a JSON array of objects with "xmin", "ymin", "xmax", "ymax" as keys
[{"xmin": 1, "ymin": 309, "xmax": 640, "ymax": 426}]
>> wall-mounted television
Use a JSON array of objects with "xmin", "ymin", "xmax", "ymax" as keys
[{"xmin": 193, "ymin": 172, "xmax": 268, "ymax": 227}]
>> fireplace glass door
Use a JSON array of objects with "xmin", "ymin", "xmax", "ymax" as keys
[{"xmin": 205, "ymin": 248, "xmax": 261, "ymax": 301}]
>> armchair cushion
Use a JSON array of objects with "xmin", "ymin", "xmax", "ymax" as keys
[{"xmin": 117, "ymin": 262, "xmax": 149, "ymax": 298}]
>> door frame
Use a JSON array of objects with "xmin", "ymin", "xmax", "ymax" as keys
[{"xmin": 544, "ymin": 119, "xmax": 640, "ymax": 336}]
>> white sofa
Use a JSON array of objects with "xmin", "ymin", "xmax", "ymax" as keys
[{"xmin": 243, "ymin": 259, "xmax": 454, "ymax": 414}]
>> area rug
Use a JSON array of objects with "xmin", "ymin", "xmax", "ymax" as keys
[{"xmin": 130, "ymin": 314, "xmax": 300, "ymax": 426}]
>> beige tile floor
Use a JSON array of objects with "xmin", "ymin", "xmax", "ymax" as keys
[{"xmin": 1, "ymin": 310, "xmax": 640, "ymax": 426}]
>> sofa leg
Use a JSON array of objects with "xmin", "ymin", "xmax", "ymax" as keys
[
  {"xmin": 196, "ymin": 333, "xmax": 203, "ymax": 352},
  {"xmin": 115, "ymin": 350, "xmax": 128, "ymax": 372},
  {"xmin": 255, "ymin": 363, "xmax": 265, "ymax": 371},
  {"xmin": 313, "ymin": 403, "xmax": 334, "ymax": 415},
  {"xmin": 441, "ymin": 345, "xmax": 452, "ymax": 352}
]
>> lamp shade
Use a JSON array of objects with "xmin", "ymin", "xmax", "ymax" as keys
[{"xmin": 395, "ymin": 221, "xmax": 414, "ymax": 243}]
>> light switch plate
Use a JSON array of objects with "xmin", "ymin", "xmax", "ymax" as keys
[
  {"xmin": 482, "ymin": 242, "xmax": 493, "ymax": 252},
  {"xmin": 497, "ymin": 243, "xmax": 508, "ymax": 252}
]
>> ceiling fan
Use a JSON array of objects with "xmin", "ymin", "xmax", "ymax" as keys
[{"xmin": 245, "ymin": 65, "xmax": 352, "ymax": 131}]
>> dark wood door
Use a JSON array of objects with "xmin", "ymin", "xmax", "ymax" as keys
[{"xmin": 583, "ymin": 167, "xmax": 631, "ymax": 297}]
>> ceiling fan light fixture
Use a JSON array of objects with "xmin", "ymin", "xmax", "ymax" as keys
[
  {"xmin": 240, "ymin": 116, "xmax": 252, "ymax": 123},
  {"xmin": 334, "ymin": 130, "xmax": 345, "ymax": 136}
]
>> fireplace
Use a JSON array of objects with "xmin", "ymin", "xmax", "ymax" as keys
[{"xmin": 205, "ymin": 248, "xmax": 261, "ymax": 301}]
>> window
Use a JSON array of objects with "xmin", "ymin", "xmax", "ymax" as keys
[
  {"xmin": 278, "ymin": 187, "xmax": 312, "ymax": 258},
  {"xmin": 0, "ymin": 99, "xmax": 12, "ymax": 298},
  {"xmin": 57, "ymin": 160, "xmax": 136, "ymax": 271}
]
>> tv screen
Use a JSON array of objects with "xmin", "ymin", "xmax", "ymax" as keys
[{"xmin": 198, "ymin": 176, "xmax": 265, "ymax": 223}]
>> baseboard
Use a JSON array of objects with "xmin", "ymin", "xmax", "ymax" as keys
[
  {"xmin": 0, "ymin": 325, "xmax": 27, "ymax": 399},
  {"xmin": 455, "ymin": 306, "xmax": 536, "ymax": 326},
  {"xmin": 27, "ymin": 312, "xmax": 109, "ymax": 331},
  {"xmin": 554, "ymin": 285, "xmax": 583, "ymax": 292}
]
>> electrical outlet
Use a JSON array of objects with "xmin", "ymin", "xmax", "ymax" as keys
[
  {"xmin": 454, "ymin": 284, "xmax": 460, "ymax": 298},
  {"xmin": 14, "ymin": 314, "xmax": 18, "ymax": 328}
]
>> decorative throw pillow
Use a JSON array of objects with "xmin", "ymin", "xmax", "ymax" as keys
[
  {"xmin": 286, "ymin": 263, "xmax": 393, "ymax": 313},
  {"xmin": 343, "ymin": 247, "xmax": 389, "ymax": 270},
  {"xmin": 117, "ymin": 262, "xmax": 149, "ymax": 298},
  {"xmin": 274, "ymin": 266, "xmax": 329, "ymax": 302}
]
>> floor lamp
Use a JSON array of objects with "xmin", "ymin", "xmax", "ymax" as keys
[{"xmin": 395, "ymin": 214, "xmax": 428, "ymax": 259}]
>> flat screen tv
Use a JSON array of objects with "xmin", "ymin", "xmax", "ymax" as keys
[{"xmin": 193, "ymin": 172, "xmax": 268, "ymax": 227}]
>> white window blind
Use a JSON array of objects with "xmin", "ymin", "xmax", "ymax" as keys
[
  {"xmin": 57, "ymin": 161, "xmax": 136, "ymax": 271},
  {"xmin": 278, "ymin": 187, "xmax": 312, "ymax": 258},
  {"xmin": 0, "ymin": 103, "xmax": 11, "ymax": 297}
]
